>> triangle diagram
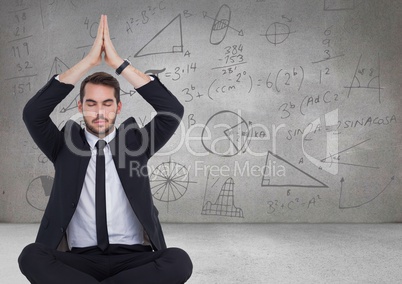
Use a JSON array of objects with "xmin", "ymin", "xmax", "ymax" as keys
[
  {"xmin": 48, "ymin": 57, "xmax": 69, "ymax": 80},
  {"xmin": 224, "ymin": 121, "xmax": 248, "ymax": 152},
  {"xmin": 134, "ymin": 14, "xmax": 183, "ymax": 58},
  {"xmin": 60, "ymin": 93, "xmax": 80, "ymax": 113},
  {"xmin": 261, "ymin": 151, "xmax": 328, "ymax": 188}
]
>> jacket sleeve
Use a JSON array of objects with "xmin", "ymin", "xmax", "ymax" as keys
[
  {"xmin": 136, "ymin": 76, "xmax": 184, "ymax": 159},
  {"xmin": 22, "ymin": 75, "xmax": 75, "ymax": 163}
]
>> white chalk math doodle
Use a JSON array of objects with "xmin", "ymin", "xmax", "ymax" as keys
[
  {"xmin": 266, "ymin": 194, "xmax": 322, "ymax": 215},
  {"xmin": 339, "ymin": 176, "xmax": 395, "ymax": 209},
  {"xmin": 201, "ymin": 172, "xmax": 244, "ymax": 218},
  {"xmin": 311, "ymin": 25, "xmax": 345, "ymax": 64},
  {"xmin": 47, "ymin": 57, "xmax": 80, "ymax": 113},
  {"xmin": 261, "ymin": 151, "xmax": 328, "ymax": 188},
  {"xmin": 320, "ymin": 138, "xmax": 380, "ymax": 169},
  {"xmin": 150, "ymin": 158, "xmax": 196, "ymax": 210},
  {"xmin": 203, "ymin": 4, "xmax": 244, "ymax": 45},
  {"xmin": 261, "ymin": 22, "xmax": 296, "ymax": 46},
  {"xmin": 134, "ymin": 14, "xmax": 183, "ymax": 57},
  {"xmin": 345, "ymin": 53, "xmax": 383, "ymax": 103},
  {"xmin": 144, "ymin": 68, "xmax": 166, "ymax": 77},
  {"xmin": 201, "ymin": 110, "xmax": 251, "ymax": 157},
  {"xmin": 48, "ymin": 57, "xmax": 69, "ymax": 80},
  {"xmin": 252, "ymin": 67, "xmax": 304, "ymax": 93},
  {"xmin": 26, "ymin": 175, "xmax": 53, "ymax": 211}
]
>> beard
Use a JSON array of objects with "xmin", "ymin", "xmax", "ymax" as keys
[{"xmin": 83, "ymin": 114, "xmax": 117, "ymax": 137}]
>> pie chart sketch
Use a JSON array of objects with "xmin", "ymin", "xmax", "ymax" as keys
[
  {"xmin": 262, "ymin": 22, "xmax": 295, "ymax": 45},
  {"xmin": 26, "ymin": 175, "xmax": 53, "ymax": 211},
  {"xmin": 150, "ymin": 160, "xmax": 192, "ymax": 202},
  {"xmin": 201, "ymin": 110, "xmax": 251, "ymax": 157}
]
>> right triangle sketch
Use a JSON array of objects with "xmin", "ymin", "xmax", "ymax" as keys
[
  {"xmin": 134, "ymin": 14, "xmax": 183, "ymax": 58},
  {"xmin": 261, "ymin": 151, "xmax": 328, "ymax": 188}
]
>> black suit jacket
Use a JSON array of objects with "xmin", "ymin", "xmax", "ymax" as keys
[{"xmin": 23, "ymin": 75, "xmax": 184, "ymax": 251}]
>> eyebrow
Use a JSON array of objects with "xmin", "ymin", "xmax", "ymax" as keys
[{"xmin": 85, "ymin": 99, "xmax": 115, "ymax": 104}]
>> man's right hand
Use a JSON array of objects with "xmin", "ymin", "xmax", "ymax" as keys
[
  {"xmin": 59, "ymin": 15, "xmax": 105, "ymax": 85},
  {"xmin": 59, "ymin": 14, "xmax": 150, "ymax": 88},
  {"xmin": 85, "ymin": 14, "xmax": 105, "ymax": 68}
]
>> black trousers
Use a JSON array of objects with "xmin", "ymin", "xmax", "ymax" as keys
[{"xmin": 18, "ymin": 243, "xmax": 193, "ymax": 284}]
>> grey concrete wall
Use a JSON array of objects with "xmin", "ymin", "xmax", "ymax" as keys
[{"xmin": 1, "ymin": 0, "xmax": 401, "ymax": 223}]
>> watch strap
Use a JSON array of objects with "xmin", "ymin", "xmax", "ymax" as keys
[{"xmin": 115, "ymin": 60, "xmax": 130, "ymax": 75}]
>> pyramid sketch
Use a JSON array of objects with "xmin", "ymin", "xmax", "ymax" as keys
[
  {"xmin": 134, "ymin": 14, "xmax": 183, "ymax": 57},
  {"xmin": 202, "ymin": 177, "xmax": 244, "ymax": 218},
  {"xmin": 261, "ymin": 151, "xmax": 328, "ymax": 188},
  {"xmin": 48, "ymin": 57, "xmax": 69, "ymax": 80}
]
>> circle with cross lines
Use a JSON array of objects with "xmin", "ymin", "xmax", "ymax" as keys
[
  {"xmin": 150, "ymin": 161, "xmax": 190, "ymax": 202},
  {"xmin": 263, "ymin": 22, "xmax": 292, "ymax": 45}
]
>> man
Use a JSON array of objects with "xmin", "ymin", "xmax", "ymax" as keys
[{"xmin": 18, "ymin": 15, "xmax": 192, "ymax": 283}]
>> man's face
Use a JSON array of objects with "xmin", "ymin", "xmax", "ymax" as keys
[{"xmin": 78, "ymin": 83, "xmax": 122, "ymax": 138}]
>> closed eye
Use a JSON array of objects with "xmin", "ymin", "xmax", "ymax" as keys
[
  {"xmin": 85, "ymin": 99, "xmax": 97, "ymax": 107},
  {"xmin": 103, "ymin": 99, "xmax": 114, "ymax": 107}
]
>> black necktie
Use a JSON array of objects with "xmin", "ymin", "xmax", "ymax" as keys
[{"xmin": 95, "ymin": 140, "xmax": 109, "ymax": 251}]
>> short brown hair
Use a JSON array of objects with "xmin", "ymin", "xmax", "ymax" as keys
[{"xmin": 80, "ymin": 72, "xmax": 120, "ymax": 103}]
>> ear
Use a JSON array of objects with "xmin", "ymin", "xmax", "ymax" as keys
[
  {"xmin": 116, "ymin": 101, "xmax": 122, "ymax": 114},
  {"xmin": 78, "ymin": 100, "xmax": 83, "ymax": 113}
]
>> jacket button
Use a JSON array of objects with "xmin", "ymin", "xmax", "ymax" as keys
[
  {"xmin": 60, "ymin": 227, "xmax": 64, "ymax": 233},
  {"xmin": 71, "ymin": 202, "xmax": 76, "ymax": 208}
]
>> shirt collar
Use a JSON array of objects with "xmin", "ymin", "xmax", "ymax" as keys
[{"xmin": 84, "ymin": 127, "xmax": 117, "ymax": 149}]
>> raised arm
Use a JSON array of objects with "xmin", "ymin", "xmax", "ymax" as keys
[
  {"xmin": 102, "ymin": 15, "xmax": 151, "ymax": 89},
  {"xmin": 101, "ymin": 15, "xmax": 183, "ymax": 158},
  {"xmin": 23, "ymin": 15, "xmax": 106, "ymax": 162},
  {"xmin": 59, "ymin": 15, "xmax": 105, "ymax": 85}
]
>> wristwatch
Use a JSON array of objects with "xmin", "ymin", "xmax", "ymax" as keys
[{"xmin": 115, "ymin": 59, "xmax": 131, "ymax": 75}]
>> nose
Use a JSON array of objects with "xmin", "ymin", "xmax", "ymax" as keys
[
  {"xmin": 83, "ymin": 106, "xmax": 106, "ymax": 119},
  {"xmin": 94, "ymin": 105, "xmax": 106, "ymax": 118}
]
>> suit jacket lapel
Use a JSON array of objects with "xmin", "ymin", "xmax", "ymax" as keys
[
  {"xmin": 75, "ymin": 128, "xmax": 91, "ymax": 200},
  {"xmin": 110, "ymin": 118, "xmax": 138, "ymax": 198}
]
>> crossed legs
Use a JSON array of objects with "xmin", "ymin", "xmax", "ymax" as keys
[{"xmin": 18, "ymin": 243, "xmax": 192, "ymax": 284}]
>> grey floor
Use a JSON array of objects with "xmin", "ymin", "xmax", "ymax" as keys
[{"xmin": 1, "ymin": 223, "xmax": 402, "ymax": 283}]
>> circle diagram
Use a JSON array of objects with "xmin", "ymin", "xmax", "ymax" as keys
[
  {"xmin": 150, "ymin": 161, "xmax": 190, "ymax": 202},
  {"xmin": 264, "ymin": 22, "xmax": 292, "ymax": 45},
  {"xmin": 201, "ymin": 110, "xmax": 250, "ymax": 157},
  {"xmin": 26, "ymin": 175, "xmax": 53, "ymax": 211}
]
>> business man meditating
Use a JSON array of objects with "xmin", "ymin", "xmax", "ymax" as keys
[{"xmin": 18, "ymin": 15, "xmax": 192, "ymax": 284}]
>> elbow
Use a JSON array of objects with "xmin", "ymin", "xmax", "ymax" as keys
[
  {"xmin": 22, "ymin": 101, "xmax": 37, "ymax": 127},
  {"xmin": 176, "ymin": 101, "xmax": 184, "ymax": 119},
  {"xmin": 22, "ymin": 103, "xmax": 32, "ymax": 125}
]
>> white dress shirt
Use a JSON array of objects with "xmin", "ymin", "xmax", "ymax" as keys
[{"xmin": 66, "ymin": 128, "xmax": 144, "ymax": 249}]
